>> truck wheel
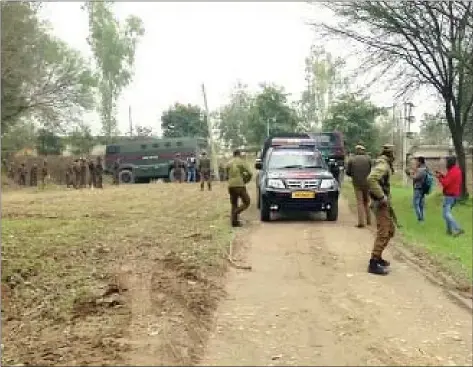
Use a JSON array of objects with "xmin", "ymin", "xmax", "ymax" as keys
[
  {"xmin": 326, "ymin": 201, "xmax": 339, "ymax": 221},
  {"xmin": 119, "ymin": 169, "xmax": 134, "ymax": 184},
  {"xmin": 260, "ymin": 196, "xmax": 270, "ymax": 222}
]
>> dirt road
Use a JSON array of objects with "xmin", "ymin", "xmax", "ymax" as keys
[{"xmin": 200, "ymin": 198, "xmax": 472, "ymax": 366}]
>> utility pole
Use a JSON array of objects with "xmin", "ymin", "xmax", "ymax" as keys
[
  {"xmin": 401, "ymin": 102, "xmax": 414, "ymax": 186},
  {"xmin": 201, "ymin": 83, "xmax": 220, "ymax": 181},
  {"xmin": 391, "ymin": 104, "xmax": 396, "ymax": 145},
  {"xmin": 128, "ymin": 105, "xmax": 133, "ymax": 137}
]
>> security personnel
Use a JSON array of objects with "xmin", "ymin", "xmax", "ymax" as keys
[
  {"xmin": 227, "ymin": 149, "xmax": 252, "ymax": 227},
  {"xmin": 346, "ymin": 144, "xmax": 372, "ymax": 228},
  {"xmin": 366, "ymin": 144, "xmax": 396, "ymax": 275},
  {"xmin": 198, "ymin": 150, "xmax": 212, "ymax": 191}
]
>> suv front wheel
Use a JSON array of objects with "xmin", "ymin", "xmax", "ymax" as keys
[
  {"xmin": 326, "ymin": 201, "xmax": 339, "ymax": 221},
  {"xmin": 260, "ymin": 195, "xmax": 271, "ymax": 222}
]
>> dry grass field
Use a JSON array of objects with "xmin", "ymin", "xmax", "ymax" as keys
[{"xmin": 1, "ymin": 182, "xmax": 234, "ymax": 366}]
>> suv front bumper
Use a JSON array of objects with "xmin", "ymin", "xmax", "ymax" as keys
[{"xmin": 262, "ymin": 189, "xmax": 339, "ymax": 212}]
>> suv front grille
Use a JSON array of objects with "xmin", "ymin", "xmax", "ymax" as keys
[{"xmin": 285, "ymin": 179, "xmax": 320, "ymax": 189}]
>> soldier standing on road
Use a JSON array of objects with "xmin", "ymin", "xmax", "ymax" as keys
[
  {"xmin": 41, "ymin": 159, "xmax": 48, "ymax": 187},
  {"xmin": 366, "ymin": 144, "xmax": 396, "ymax": 276},
  {"xmin": 88, "ymin": 158, "xmax": 96, "ymax": 188},
  {"xmin": 227, "ymin": 149, "xmax": 252, "ymax": 227},
  {"xmin": 198, "ymin": 150, "xmax": 212, "ymax": 191},
  {"xmin": 18, "ymin": 163, "xmax": 27, "ymax": 186},
  {"xmin": 30, "ymin": 163, "xmax": 38, "ymax": 186},
  {"xmin": 95, "ymin": 157, "xmax": 104, "ymax": 188},
  {"xmin": 112, "ymin": 158, "xmax": 121, "ymax": 185},
  {"xmin": 79, "ymin": 158, "xmax": 87, "ymax": 188},
  {"xmin": 172, "ymin": 153, "xmax": 184, "ymax": 183},
  {"xmin": 346, "ymin": 144, "xmax": 372, "ymax": 228}
]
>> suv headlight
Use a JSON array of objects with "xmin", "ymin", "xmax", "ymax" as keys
[
  {"xmin": 320, "ymin": 178, "xmax": 337, "ymax": 189},
  {"xmin": 267, "ymin": 178, "xmax": 285, "ymax": 189}
]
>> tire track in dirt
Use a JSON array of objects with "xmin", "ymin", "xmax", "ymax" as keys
[{"xmin": 200, "ymin": 199, "xmax": 472, "ymax": 366}]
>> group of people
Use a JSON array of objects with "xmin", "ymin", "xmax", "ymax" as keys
[
  {"xmin": 66, "ymin": 157, "xmax": 104, "ymax": 189},
  {"xmin": 170, "ymin": 150, "xmax": 218, "ymax": 191},
  {"xmin": 346, "ymin": 143, "xmax": 464, "ymax": 276},
  {"xmin": 4, "ymin": 159, "xmax": 49, "ymax": 187}
]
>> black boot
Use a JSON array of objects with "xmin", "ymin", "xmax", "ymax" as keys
[
  {"xmin": 378, "ymin": 258, "xmax": 390, "ymax": 267},
  {"xmin": 368, "ymin": 258, "xmax": 389, "ymax": 275}
]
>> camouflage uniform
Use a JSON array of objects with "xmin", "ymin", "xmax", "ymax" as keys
[
  {"xmin": 30, "ymin": 164, "xmax": 38, "ymax": 186},
  {"xmin": 79, "ymin": 159, "xmax": 87, "ymax": 188},
  {"xmin": 227, "ymin": 150, "xmax": 253, "ymax": 227},
  {"xmin": 112, "ymin": 159, "xmax": 120, "ymax": 185},
  {"xmin": 88, "ymin": 159, "xmax": 96, "ymax": 188},
  {"xmin": 41, "ymin": 160, "xmax": 48, "ymax": 187},
  {"xmin": 73, "ymin": 160, "xmax": 81, "ymax": 189},
  {"xmin": 198, "ymin": 151, "xmax": 212, "ymax": 191},
  {"xmin": 346, "ymin": 145, "xmax": 372, "ymax": 227},
  {"xmin": 66, "ymin": 163, "xmax": 74, "ymax": 188},
  {"xmin": 95, "ymin": 157, "xmax": 104, "ymax": 188},
  {"xmin": 7, "ymin": 161, "xmax": 15, "ymax": 180},
  {"xmin": 172, "ymin": 154, "xmax": 184, "ymax": 183},
  {"xmin": 366, "ymin": 144, "xmax": 396, "ymax": 275},
  {"xmin": 18, "ymin": 164, "xmax": 27, "ymax": 186}
]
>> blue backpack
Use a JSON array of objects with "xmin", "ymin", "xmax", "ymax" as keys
[{"xmin": 422, "ymin": 169, "xmax": 434, "ymax": 195}]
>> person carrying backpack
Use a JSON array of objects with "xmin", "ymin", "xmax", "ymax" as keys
[{"xmin": 405, "ymin": 156, "xmax": 432, "ymax": 222}]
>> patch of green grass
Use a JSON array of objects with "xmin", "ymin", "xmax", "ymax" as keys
[{"xmin": 343, "ymin": 179, "xmax": 472, "ymax": 282}]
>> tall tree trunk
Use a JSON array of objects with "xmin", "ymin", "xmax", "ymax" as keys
[{"xmin": 446, "ymin": 103, "xmax": 469, "ymax": 198}]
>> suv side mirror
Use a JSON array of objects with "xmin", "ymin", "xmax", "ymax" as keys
[{"xmin": 255, "ymin": 159, "xmax": 262, "ymax": 170}]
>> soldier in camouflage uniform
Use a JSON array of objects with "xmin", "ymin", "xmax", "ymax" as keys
[
  {"xmin": 7, "ymin": 161, "xmax": 15, "ymax": 180},
  {"xmin": 73, "ymin": 159, "xmax": 81, "ymax": 189},
  {"xmin": 29, "ymin": 163, "xmax": 38, "ymax": 186},
  {"xmin": 41, "ymin": 159, "xmax": 48, "ymax": 187},
  {"xmin": 172, "ymin": 153, "xmax": 184, "ymax": 183},
  {"xmin": 95, "ymin": 157, "xmax": 104, "ymax": 188},
  {"xmin": 227, "ymin": 149, "xmax": 253, "ymax": 227},
  {"xmin": 366, "ymin": 144, "xmax": 396, "ymax": 275},
  {"xmin": 88, "ymin": 158, "xmax": 96, "ymax": 188},
  {"xmin": 112, "ymin": 158, "xmax": 121, "ymax": 185},
  {"xmin": 198, "ymin": 150, "xmax": 212, "ymax": 191},
  {"xmin": 79, "ymin": 158, "xmax": 87, "ymax": 188},
  {"xmin": 346, "ymin": 144, "xmax": 372, "ymax": 228},
  {"xmin": 66, "ymin": 163, "xmax": 74, "ymax": 188},
  {"xmin": 18, "ymin": 163, "xmax": 27, "ymax": 186}
]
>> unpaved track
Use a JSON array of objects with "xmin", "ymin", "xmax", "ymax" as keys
[{"xmin": 201, "ymin": 198, "xmax": 472, "ymax": 366}]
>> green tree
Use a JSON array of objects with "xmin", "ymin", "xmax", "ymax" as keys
[
  {"xmin": 135, "ymin": 125, "xmax": 153, "ymax": 137},
  {"xmin": 1, "ymin": 2, "xmax": 96, "ymax": 134},
  {"xmin": 84, "ymin": 1, "xmax": 145, "ymax": 141},
  {"xmin": 1, "ymin": 120, "xmax": 37, "ymax": 154},
  {"xmin": 419, "ymin": 113, "xmax": 451, "ymax": 145},
  {"xmin": 246, "ymin": 84, "xmax": 300, "ymax": 146},
  {"xmin": 298, "ymin": 45, "xmax": 347, "ymax": 132},
  {"xmin": 322, "ymin": 93, "xmax": 383, "ymax": 154},
  {"xmin": 67, "ymin": 123, "xmax": 96, "ymax": 155},
  {"xmin": 314, "ymin": 1, "xmax": 472, "ymax": 195},
  {"xmin": 161, "ymin": 103, "xmax": 208, "ymax": 138},
  {"xmin": 36, "ymin": 128, "xmax": 64, "ymax": 155},
  {"xmin": 217, "ymin": 82, "xmax": 253, "ymax": 149}
]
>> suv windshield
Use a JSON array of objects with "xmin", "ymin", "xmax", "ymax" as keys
[{"xmin": 268, "ymin": 149, "xmax": 325, "ymax": 170}]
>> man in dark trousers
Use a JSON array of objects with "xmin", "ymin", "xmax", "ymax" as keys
[
  {"xmin": 172, "ymin": 153, "xmax": 184, "ymax": 183},
  {"xmin": 88, "ymin": 158, "xmax": 96, "ymax": 188},
  {"xmin": 346, "ymin": 144, "xmax": 372, "ymax": 228},
  {"xmin": 198, "ymin": 150, "xmax": 212, "ymax": 191},
  {"xmin": 227, "ymin": 149, "xmax": 252, "ymax": 227},
  {"xmin": 187, "ymin": 153, "xmax": 197, "ymax": 182},
  {"xmin": 30, "ymin": 163, "xmax": 38, "ymax": 186},
  {"xmin": 367, "ymin": 144, "xmax": 396, "ymax": 275}
]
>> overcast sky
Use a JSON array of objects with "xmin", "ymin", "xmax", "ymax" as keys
[{"xmin": 40, "ymin": 2, "xmax": 437, "ymax": 135}]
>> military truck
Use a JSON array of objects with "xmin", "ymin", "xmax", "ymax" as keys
[{"xmin": 104, "ymin": 137, "xmax": 208, "ymax": 183}]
